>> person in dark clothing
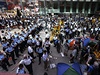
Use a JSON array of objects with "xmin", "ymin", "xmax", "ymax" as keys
[
  {"xmin": 36, "ymin": 46, "xmax": 43, "ymax": 65},
  {"xmin": 44, "ymin": 72, "xmax": 48, "ymax": 75},
  {"xmin": 59, "ymin": 33, "xmax": 64, "ymax": 44},
  {"xmin": 0, "ymin": 51, "xmax": 11, "ymax": 71},
  {"xmin": 17, "ymin": 8, "xmax": 21, "ymax": 17},
  {"xmin": 56, "ymin": 39, "xmax": 61, "ymax": 53},
  {"xmin": 5, "ymin": 44, "xmax": 16, "ymax": 64}
]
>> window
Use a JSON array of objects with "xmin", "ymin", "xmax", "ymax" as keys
[
  {"xmin": 97, "ymin": 3, "xmax": 100, "ymax": 11},
  {"xmin": 60, "ymin": 1, "xmax": 64, "ymax": 12},
  {"xmin": 72, "ymin": 2, "xmax": 77, "ymax": 12},
  {"xmin": 40, "ymin": 1, "xmax": 44, "ymax": 8},
  {"xmin": 86, "ymin": 0, "xmax": 91, "ymax": 2},
  {"xmin": 46, "ymin": 1, "xmax": 51, "ymax": 9},
  {"xmin": 92, "ymin": 0, "xmax": 97, "ymax": 1},
  {"xmin": 79, "ymin": 2, "xmax": 84, "ymax": 13},
  {"xmin": 66, "ymin": 2, "xmax": 70, "ymax": 12},
  {"xmin": 66, "ymin": 0, "xmax": 71, "ymax": 1},
  {"xmin": 54, "ymin": 1, "xmax": 58, "ymax": 9},
  {"xmin": 85, "ymin": 2, "xmax": 90, "ymax": 13},
  {"xmin": 91, "ymin": 2, "xmax": 96, "ymax": 13},
  {"xmin": 79, "ymin": 0, "xmax": 84, "ymax": 1},
  {"xmin": 73, "ymin": 0, "xmax": 78, "ymax": 1}
]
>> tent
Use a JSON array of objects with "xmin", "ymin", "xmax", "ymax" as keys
[
  {"xmin": 83, "ymin": 38, "xmax": 90, "ymax": 47},
  {"xmin": 57, "ymin": 63, "xmax": 83, "ymax": 75}
]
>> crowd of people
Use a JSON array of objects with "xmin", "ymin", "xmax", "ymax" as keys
[
  {"xmin": 52, "ymin": 14, "xmax": 100, "ymax": 75},
  {"xmin": 0, "ymin": 13, "xmax": 100, "ymax": 75}
]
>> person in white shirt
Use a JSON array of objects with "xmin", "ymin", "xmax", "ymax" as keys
[
  {"xmin": 45, "ymin": 32, "xmax": 50, "ymax": 39},
  {"xmin": 19, "ymin": 54, "xmax": 33, "ymax": 75},
  {"xmin": 42, "ymin": 50, "xmax": 48, "ymax": 71},
  {"xmin": 28, "ymin": 45, "xmax": 35, "ymax": 59},
  {"xmin": 43, "ymin": 38, "xmax": 51, "ymax": 54},
  {"xmin": 36, "ymin": 38, "xmax": 40, "ymax": 47}
]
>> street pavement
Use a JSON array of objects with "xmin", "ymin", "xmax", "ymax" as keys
[{"xmin": 0, "ymin": 28, "xmax": 85, "ymax": 75}]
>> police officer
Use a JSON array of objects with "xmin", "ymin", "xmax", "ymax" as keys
[
  {"xmin": 5, "ymin": 43, "xmax": 16, "ymax": 64},
  {"xmin": 20, "ymin": 34, "xmax": 25, "ymax": 52},
  {"xmin": 17, "ymin": 36, "xmax": 23, "ymax": 53},
  {"xmin": 36, "ymin": 46, "xmax": 43, "ymax": 65},
  {"xmin": 19, "ymin": 54, "xmax": 33, "ymax": 75},
  {"xmin": 1, "ymin": 40, "xmax": 8, "ymax": 51},
  {"xmin": 0, "ymin": 51, "xmax": 11, "ymax": 71},
  {"xmin": 28, "ymin": 44, "xmax": 35, "ymax": 59},
  {"xmin": 42, "ymin": 50, "xmax": 49, "ymax": 71},
  {"xmin": 11, "ymin": 40, "xmax": 19, "ymax": 58},
  {"xmin": 16, "ymin": 64, "xmax": 26, "ymax": 75}
]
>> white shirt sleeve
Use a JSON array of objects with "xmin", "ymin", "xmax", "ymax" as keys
[
  {"xmin": 28, "ymin": 46, "xmax": 33, "ymax": 53},
  {"xmin": 16, "ymin": 67, "xmax": 19, "ymax": 74},
  {"xmin": 19, "ymin": 60, "xmax": 24, "ymax": 64}
]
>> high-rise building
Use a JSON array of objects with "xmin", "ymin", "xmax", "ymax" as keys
[{"xmin": 39, "ymin": 0, "xmax": 100, "ymax": 15}]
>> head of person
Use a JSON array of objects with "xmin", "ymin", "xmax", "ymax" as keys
[
  {"xmin": 45, "ymin": 31, "xmax": 48, "ymax": 34},
  {"xmin": 43, "ymin": 50, "xmax": 47, "ymax": 54},
  {"xmin": 66, "ymin": 39, "xmax": 68, "ymax": 43},
  {"xmin": 23, "ymin": 54, "xmax": 28, "ymax": 59},
  {"xmin": 19, "ymin": 64, "xmax": 23, "ymax": 69},
  {"xmin": 38, "ymin": 34, "xmax": 40, "ymax": 37}
]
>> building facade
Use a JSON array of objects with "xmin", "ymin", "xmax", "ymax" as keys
[{"xmin": 39, "ymin": 0, "xmax": 100, "ymax": 15}]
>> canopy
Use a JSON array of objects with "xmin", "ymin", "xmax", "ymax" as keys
[{"xmin": 57, "ymin": 63, "xmax": 82, "ymax": 75}]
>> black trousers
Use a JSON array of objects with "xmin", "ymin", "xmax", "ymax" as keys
[
  {"xmin": 38, "ymin": 53, "xmax": 43, "ymax": 64},
  {"xmin": 0, "ymin": 58, "xmax": 10, "ymax": 71},
  {"xmin": 25, "ymin": 63, "xmax": 33, "ymax": 75},
  {"xmin": 14, "ymin": 45, "xmax": 19, "ymax": 58},
  {"xmin": 46, "ymin": 47, "xmax": 50, "ymax": 54},
  {"xmin": 56, "ymin": 44, "xmax": 61, "ymax": 53},
  {"xmin": 9, "ymin": 51, "xmax": 16, "ymax": 64},
  {"xmin": 20, "ymin": 42, "xmax": 24, "ymax": 53},
  {"xmin": 28, "ymin": 52, "xmax": 35, "ymax": 59}
]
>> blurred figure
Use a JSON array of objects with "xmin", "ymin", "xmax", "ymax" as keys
[
  {"xmin": 19, "ymin": 54, "xmax": 33, "ymax": 75},
  {"xmin": 42, "ymin": 50, "xmax": 49, "ymax": 71},
  {"xmin": 0, "ymin": 51, "xmax": 11, "ymax": 71},
  {"xmin": 36, "ymin": 46, "xmax": 43, "ymax": 65},
  {"xmin": 43, "ymin": 38, "xmax": 51, "ymax": 54},
  {"xmin": 16, "ymin": 64, "xmax": 26, "ymax": 75},
  {"xmin": 44, "ymin": 72, "xmax": 48, "ymax": 75}
]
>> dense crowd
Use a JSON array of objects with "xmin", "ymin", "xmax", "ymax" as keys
[{"xmin": 0, "ymin": 14, "xmax": 100, "ymax": 75}]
